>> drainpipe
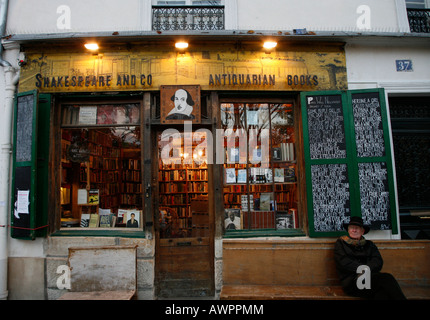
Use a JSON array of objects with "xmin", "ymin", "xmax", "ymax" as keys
[{"xmin": 0, "ymin": 0, "xmax": 19, "ymax": 300}]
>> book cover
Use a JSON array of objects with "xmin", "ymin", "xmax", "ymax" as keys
[
  {"xmin": 99, "ymin": 208, "xmax": 112, "ymax": 228},
  {"xmin": 88, "ymin": 189, "xmax": 99, "ymax": 205},
  {"xmin": 260, "ymin": 193, "xmax": 272, "ymax": 211},
  {"xmin": 89, "ymin": 214, "xmax": 99, "ymax": 228},
  {"xmin": 252, "ymin": 148, "xmax": 262, "ymax": 162},
  {"xmin": 125, "ymin": 210, "xmax": 140, "ymax": 228},
  {"xmin": 224, "ymin": 208, "xmax": 241, "ymax": 230},
  {"xmin": 276, "ymin": 211, "xmax": 294, "ymax": 229},
  {"xmin": 237, "ymin": 169, "xmax": 247, "ymax": 183},
  {"xmin": 241, "ymin": 194, "xmax": 254, "ymax": 211},
  {"xmin": 273, "ymin": 147, "xmax": 282, "ymax": 161},
  {"xmin": 285, "ymin": 166, "xmax": 296, "ymax": 182},
  {"xmin": 225, "ymin": 168, "xmax": 236, "ymax": 184},
  {"xmin": 228, "ymin": 148, "xmax": 239, "ymax": 163},
  {"xmin": 117, "ymin": 209, "xmax": 127, "ymax": 224},
  {"xmin": 274, "ymin": 168, "xmax": 284, "ymax": 182},
  {"xmin": 264, "ymin": 168, "xmax": 273, "ymax": 183},
  {"xmin": 80, "ymin": 213, "xmax": 90, "ymax": 227}
]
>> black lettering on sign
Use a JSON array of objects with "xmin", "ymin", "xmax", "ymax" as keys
[
  {"xmin": 352, "ymin": 92, "xmax": 386, "ymax": 158},
  {"xmin": 306, "ymin": 95, "xmax": 347, "ymax": 160},
  {"xmin": 311, "ymin": 163, "xmax": 351, "ymax": 232},
  {"xmin": 358, "ymin": 162, "xmax": 391, "ymax": 230}
]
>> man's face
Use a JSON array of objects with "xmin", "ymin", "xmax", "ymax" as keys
[
  {"xmin": 348, "ymin": 224, "xmax": 365, "ymax": 240},
  {"xmin": 174, "ymin": 89, "xmax": 188, "ymax": 111}
]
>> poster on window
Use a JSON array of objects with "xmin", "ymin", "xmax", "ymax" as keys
[{"xmin": 160, "ymin": 85, "xmax": 201, "ymax": 124}]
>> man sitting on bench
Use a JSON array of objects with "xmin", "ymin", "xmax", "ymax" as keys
[{"xmin": 334, "ymin": 217, "xmax": 406, "ymax": 300}]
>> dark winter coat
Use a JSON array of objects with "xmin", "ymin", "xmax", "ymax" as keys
[{"xmin": 333, "ymin": 236, "xmax": 383, "ymax": 291}]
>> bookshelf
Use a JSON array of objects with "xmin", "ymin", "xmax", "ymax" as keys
[
  {"xmin": 121, "ymin": 149, "xmax": 142, "ymax": 208},
  {"xmin": 158, "ymin": 163, "xmax": 208, "ymax": 237}
]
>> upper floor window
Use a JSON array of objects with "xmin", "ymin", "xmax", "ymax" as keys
[
  {"xmin": 406, "ymin": 0, "xmax": 430, "ymax": 33},
  {"xmin": 406, "ymin": 0, "xmax": 427, "ymax": 9},
  {"xmin": 152, "ymin": 0, "xmax": 224, "ymax": 31},
  {"xmin": 154, "ymin": 1, "xmax": 222, "ymax": 5}
]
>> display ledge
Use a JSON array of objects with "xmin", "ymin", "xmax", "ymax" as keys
[
  {"xmin": 223, "ymin": 228, "xmax": 305, "ymax": 239},
  {"xmin": 51, "ymin": 228, "xmax": 145, "ymax": 238}
]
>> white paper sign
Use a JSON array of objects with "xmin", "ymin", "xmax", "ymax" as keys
[
  {"xmin": 77, "ymin": 189, "xmax": 88, "ymax": 204},
  {"xmin": 79, "ymin": 106, "xmax": 97, "ymax": 125},
  {"xmin": 17, "ymin": 190, "xmax": 30, "ymax": 214}
]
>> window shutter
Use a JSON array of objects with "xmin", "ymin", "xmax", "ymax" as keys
[
  {"xmin": 301, "ymin": 89, "xmax": 398, "ymax": 237},
  {"xmin": 11, "ymin": 91, "xmax": 50, "ymax": 239}
]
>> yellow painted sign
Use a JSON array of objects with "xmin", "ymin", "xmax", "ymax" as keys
[{"xmin": 19, "ymin": 46, "xmax": 347, "ymax": 92}]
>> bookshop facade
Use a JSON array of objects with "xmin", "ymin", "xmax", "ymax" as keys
[{"xmin": 12, "ymin": 41, "xmax": 400, "ymax": 298}]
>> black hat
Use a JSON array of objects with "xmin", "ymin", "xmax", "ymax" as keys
[{"xmin": 343, "ymin": 216, "xmax": 370, "ymax": 234}]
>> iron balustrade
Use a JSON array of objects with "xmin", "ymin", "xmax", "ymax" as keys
[
  {"xmin": 152, "ymin": 5, "xmax": 225, "ymax": 31},
  {"xmin": 407, "ymin": 8, "xmax": 430, "ymax": 33}
]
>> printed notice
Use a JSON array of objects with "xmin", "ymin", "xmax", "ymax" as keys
[
  {"xmin": 77, "ymin": 189, "xmax": 88, "ymax": 204},
  {"xmin": 79, "ymin": 106, "xmax": 97, "ymax": 125},
  {"xmin": 17, "ymin": 190, "xmax": 30, "ymax": 214}
]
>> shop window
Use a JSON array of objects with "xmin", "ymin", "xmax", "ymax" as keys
[
  {"xmin": 221, "ymin": 103, "xmax": 299, "ymax": 232},
  {"xmin": 60, "ymin": 103, "xmax": 143, "ymax": 230}
]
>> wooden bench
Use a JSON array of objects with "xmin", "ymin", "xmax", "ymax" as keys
[
  {"xmin": 221, "ymin": 285, "xmax": 362, "ymax": 300},
  {"xmin": 58, "ymin": 245, "xmax": 137, "ymax": 300},
  {"xmin": 220, "ymin": 239, "xmax": 430, "ymax": 300},
  {"xmin": 220, "ymin": 284, "xmax": 430, "ymax": 300}
]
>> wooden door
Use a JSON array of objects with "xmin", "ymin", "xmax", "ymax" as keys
[{"xmin": 155, "ymin": 130, "xmax": 214, "ymax": 298}]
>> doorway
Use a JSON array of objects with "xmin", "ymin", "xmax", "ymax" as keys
[{"xmin": 155, "ymin": 129, "xmax": 214, "ymax": 298}]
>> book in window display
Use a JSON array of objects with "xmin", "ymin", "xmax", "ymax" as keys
[
  {"xmin": 89, "ymin": 213, "xmax": 99, "ymax": 228},
  {"xmin": 260, "ymin": 192, "xmax": 273, "ymax": 211},
  {"xmin": 125, "ymin": 210, "xmax": 140, "ymax": 228},
  {"xmin": 99, "ymin": 208, "xmax": 113, "ymax": 227},
  {"xmin": 225, "ymin": 168, "xmax": 236, "ymax": 184},
  {"xmin": 285, "ymin": 166, "xmax": 296, "ymax": 182},
  {"xmin": 227, "ymin": 147, "xmax": 240, "ymax": 163},
  {"xmin": 273, "ymin": 147, "xmax": 282, "ymax": 161},
  {"xmin": 241, "ymin": 194, "xmax": 254, "ymax": 211},
  {"xmin": 249, "ymin": 167, "xmax": 267, "ymax": 184},
  {"xmin": 274, "ymin": 168, "xmax": 284, "ymax": 183},
  {"xmin": 252, "ymin": 148, "xmax": 262, "ymax": 162},
  {"xmin": 80, "ymin": 213, "xmax": 90, "ymax": 227},
  {"xmin": 224, "ymin": 208, "xmax": 242, "ymax": 230},
  {"xmin": 276, "ymin": 211, "xmax": 295, "ymax": 229},
  {"xmin": 88, "ymin": 189, "xmax": 99, "ymax": 205},
  {"xmin": 237, "ymin": 169, "xmax": 247, "ymax": 184}
]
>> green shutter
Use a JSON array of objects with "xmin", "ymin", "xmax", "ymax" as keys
[
  {"xmin": 301, "ymin": 89, "xmax": 398, "ymax": 237},
  {"xmin": 35, "ymin": 94, "xmax": 51, "ymax": 237},
  {"xmin": 11, "ymin": 91, "xmax": 50, "ymax": 239}
]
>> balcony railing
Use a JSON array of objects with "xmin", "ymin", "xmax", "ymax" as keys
[
  {"xmin": 407, "ymin": 8, "xmax": 430, "ymax": 33},
  {"xmin": 152, "ymin": 5, "xmax": 225, "ymax": 31}
]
